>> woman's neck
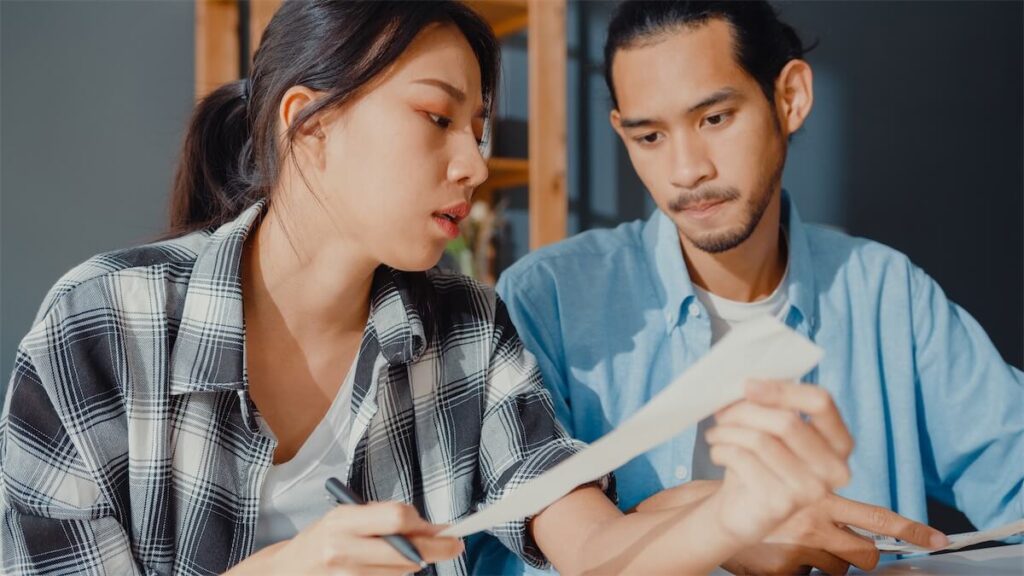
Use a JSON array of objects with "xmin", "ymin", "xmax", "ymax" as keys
[{"xmin": 242, "ymin": 199, "xmax": 376, "ymax": 343}]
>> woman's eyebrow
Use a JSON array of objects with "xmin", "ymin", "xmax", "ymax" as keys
[
  {"xmin": 414, "ymin": 77, "xmax": 486, "ymax": 119},
  {"xmin": 413, "ymin": 78, "xmax": 466, "ymax": 103}
]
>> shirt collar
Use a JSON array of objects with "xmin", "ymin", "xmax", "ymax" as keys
[
  {"xmin": 641, "ymin": 190, "xmax": 818, "ymax": 332},
  {"xmin": 780, "ymin": 191, "xmax": 819, "ymax": 332},
  {"xmin": 169, "ymin": 200, "xmax": 427, "ymax": 396},
  {"xmin": 642, "ymin": 207, "xmax": 697, "ymax": 330}
]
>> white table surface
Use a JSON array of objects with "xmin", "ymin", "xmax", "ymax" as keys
[{"xmin": 849, "ymin": 543, "xmax": 1023, "ymax": 575}]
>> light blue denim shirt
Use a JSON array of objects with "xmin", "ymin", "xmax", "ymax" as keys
[{"xmin": 469, "ymin": 193, "xmax": 1023, "ymax": 575}]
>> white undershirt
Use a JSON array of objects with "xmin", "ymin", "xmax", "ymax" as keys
[
  {"xmin": 252, "ymin": 363, "xmax": 359, "ymax": 551},
  {"xmin": 692, "ymin": 264, "xmax": 791, "ymax": 344},
  {"xmin": 689, "ymin": 263, "xmax": 791, "ymax": 481}
]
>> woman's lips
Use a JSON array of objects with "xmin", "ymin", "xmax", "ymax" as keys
[
  {"xmin": 432, "ymin": 201, "xmax": 470, "ymax": 239},
  {"xmin": 433, "ymin": 214, "xmax": 461, "ymax": 239}
]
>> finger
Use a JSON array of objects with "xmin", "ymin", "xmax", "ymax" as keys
[
  {"xmin": 745, "ymin": 380, "xmax": 855, "ymax": 459},
  {"xmin": 337, "ymin": 535, "xmax": 463, "ymax": 568},
  {"xmin": 775, "ymin": 544, "xmax": 850, "ymax": 576},
  {"xmin": 405, "ymin": 523, "xmax": 449, "ymax": 537},
  {"xmin": 827, "ymin": 496, "xmax": 948, "ymax": 549},
  {"xmin": 798, "ymin": 546, "xmax": 851, "ymax": 576},
  {"xmin": 406, "ymin": 535, "xmax": 464, "ymax": 564},
  {"xmin": 327, "ymin": 502, "xmax": 432, "ymax": 536},
  {"xmin": 328, "ymin": 537, "xmax": 420, "ymax": 571},
  {"xmin": 705, "ymin": 425, "xmax": 827, "ymax": 503},
  {"xmin": 710, "ymin": 444, "xmax": 799, "ymax": 523},
  {"xmin": 821, "ymin": 524, "xmax": 881, "ymax": 571},
  {"xmin": 710, "ymin": 444, "xmax": 784, "ymax": 491},
  {"xmin": 331, "ymin": 567, "xmax": 417, "ymax": 576},
  {"xmin": 716, "ymin": 401, "xmax": 850, "ymax": 489}
]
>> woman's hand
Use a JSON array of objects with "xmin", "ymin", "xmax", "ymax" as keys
[
  {"xmin": 227, "ymin": 502, "xmax": 463, "ymax": 576},
  {"xmin": 704, "ymin": 380, "xmax": 854, "ymax": 546}
]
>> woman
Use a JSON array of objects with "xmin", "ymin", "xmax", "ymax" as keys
[{"xmin": 0, "ymin": 2, "xmax": 853, "ymax": 574}]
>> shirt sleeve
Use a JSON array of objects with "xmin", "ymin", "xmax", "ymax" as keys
[
  {"xmin": 1, "ymin": 342, "xmax": 141, "ymax": 576},
  {"xmin": 496, "ymin": 264, "xmax": 576, "ymax": 436},
  {"xmin": 476, "ymin": 298, "xmax": 615, "ymax": 570},
  {"xmin": 910, "ymin": 264, "xmax": 1024, "ymax": 530}
]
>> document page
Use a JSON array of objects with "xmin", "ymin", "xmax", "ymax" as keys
[{"xmin": 442, "ymin": 316, "xmax": 823, "ymax": 538}]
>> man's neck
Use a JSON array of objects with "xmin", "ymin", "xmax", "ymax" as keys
[{"xmin": 681, "ymin": 194, "xmax": 787, "ymax": 303}]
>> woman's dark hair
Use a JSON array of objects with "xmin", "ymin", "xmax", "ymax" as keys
[
  {"xmin": 603, "ymin": 0, "xmax": 808, "ymax": 109},
  {"xmin": 169, "ymin": 0, "xmax": 500, "ymax": 234}
]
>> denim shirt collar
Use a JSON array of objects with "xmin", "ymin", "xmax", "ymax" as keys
[{"xmin": 641, "ymin": 190, "xmax": 818, "ymax": 333}]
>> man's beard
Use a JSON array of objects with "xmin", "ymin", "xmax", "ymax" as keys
[{"xmin": 670, "ymin": 159, "xmax": 784, "ymax": 255}]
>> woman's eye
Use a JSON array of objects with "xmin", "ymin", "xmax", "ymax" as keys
[{"xmin": 428, "ymin": 113, "xmax": 453, "ymax": 129}]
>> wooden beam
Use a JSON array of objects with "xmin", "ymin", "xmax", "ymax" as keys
[
  {"xmin": 249, "ymin": 0, "xmax": 282, "ymax": 59},
  {"xmin": 527, "ymin": 0, "xmax": 567, "ymax": 250},
  {"xmin": 467, "ymin": 0, "xmax": 529, "ymax": 38},
  {"xmin": 195, "ymin": 0, "xmax": 239, "ymax": 100}
]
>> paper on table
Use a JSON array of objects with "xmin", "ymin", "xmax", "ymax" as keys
[
  {"xmin": 864, "ymin": 518, "xmax": 1024, "ymax": 554},
  {"xmin": 441, "ymin": 315, "xmax": 823, "ymax": 538}
]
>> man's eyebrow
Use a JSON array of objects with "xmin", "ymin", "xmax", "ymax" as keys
[
  {"xmin": 413, "ymin": 78, "xmax": 466, "ymax": 104},
  {"xmin": 619, "ymin": 116, "xmax": 658, "ymax": 129},
  {"xmin": 619, "ymin": 88, "xmax": 742, "ymax": 129},
  {"xmin": 687, "ymin": 87, "xmax": 741, "ymax": 114}
]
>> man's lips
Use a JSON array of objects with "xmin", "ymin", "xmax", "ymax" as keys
[{"xmin": 680, "ymin": 198, "xmax": 728, "ymax": 213}]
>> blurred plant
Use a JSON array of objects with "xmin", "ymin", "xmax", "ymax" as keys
[{"xmin": 443, "ymin": 196, "xmax": 507, "ymax": 285}]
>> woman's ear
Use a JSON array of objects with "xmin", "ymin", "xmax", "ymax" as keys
[{"xmin": 278, "ymin": 85, "xmax": 327, "ymax": 166}]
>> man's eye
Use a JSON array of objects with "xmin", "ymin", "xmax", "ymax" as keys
[
  {"xmin": 636, "ymin": 132, "xmax": 661, "ymax": 144},
  {"xmin": 428, "ymin": 113, "xmax": 453, "ymax": 129},
  {"xmin": 704, "ymin": 112, "xmax": 730, "ymax": 127}
]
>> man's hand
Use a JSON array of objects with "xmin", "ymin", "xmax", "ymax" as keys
[{"xmin": 722, "ymin": 493, "xmax": 949, "ymax": 575}]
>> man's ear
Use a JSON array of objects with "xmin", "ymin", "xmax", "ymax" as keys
[
  {"xmin": 773, "ymin": 59, "xmax": 814, "ymax": 136},
  {"xmin": 609, "ymin": 108, "xmax": 628, "ymax": 144}
]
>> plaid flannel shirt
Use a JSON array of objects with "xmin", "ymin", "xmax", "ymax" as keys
[{"xmin": 1, "ymin": 201, "xmax": 609, "ymax": 575}]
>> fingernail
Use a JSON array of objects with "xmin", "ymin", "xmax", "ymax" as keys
[{"xmin": 931, "ymin": 533, "xmax": 949, "ymax": 548}]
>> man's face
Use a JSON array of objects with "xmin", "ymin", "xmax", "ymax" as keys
[{"xmin": 610, "ymin": 19, "xmax": 788, "ymax": 254}]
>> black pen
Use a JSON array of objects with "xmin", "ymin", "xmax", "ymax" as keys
[{"xmin": 324, "ymin": 477, "xmax": 429, "ymax": 570}]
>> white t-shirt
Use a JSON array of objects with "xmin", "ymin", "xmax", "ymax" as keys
[
  {"xmin": 252, "ymin": 361, "xmax": 363, "ymax": 551},
  {"xmin": 689, "ymin": 263, "xmax": 791, "ymax": 481}
]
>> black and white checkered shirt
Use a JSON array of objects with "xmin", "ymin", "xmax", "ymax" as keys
[{"xmin": 1, "ymin": 201, "xmax": 607, "ymax": 575}]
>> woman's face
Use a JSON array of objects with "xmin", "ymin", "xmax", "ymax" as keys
[{"xmin": 285, "ymin": 23, "xmax": 489, "ymax": 272}]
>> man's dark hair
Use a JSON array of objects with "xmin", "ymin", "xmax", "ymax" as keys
[{"xmin": 604, "ymin": 0, "xmax": 808, "ymax": 108}]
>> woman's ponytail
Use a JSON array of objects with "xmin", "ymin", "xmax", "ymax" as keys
[{"xmin": 168, "ymin": 79, "xmax": 259, "ymax": 235}]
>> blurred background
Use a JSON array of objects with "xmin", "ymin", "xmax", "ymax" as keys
[{"xmin": 2, "ymin": 1, "xmax": 1021, "ymax": 530}]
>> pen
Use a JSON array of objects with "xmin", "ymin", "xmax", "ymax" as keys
[{"xmin": 324, "ymin": 477, "xmax": 429, "ymax": 570}]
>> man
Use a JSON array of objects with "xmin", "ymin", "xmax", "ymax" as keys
[{"xmin": 471, "ymin": 1, "xmax": 1023, "ymax": 574}]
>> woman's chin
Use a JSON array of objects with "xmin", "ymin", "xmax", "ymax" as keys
[{"xmin": 383, "ymin": 249, "xmax": 447, "ymax": 273}]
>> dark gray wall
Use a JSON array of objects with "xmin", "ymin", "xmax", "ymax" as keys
[
  {"xmin": 1, "ymin": 1, "xmax": 194, "ymax": 395},
  {"xmin": 778, "ymin": 0, "xmax": 1023, "ymax": 369},
  {"xmin": 543, "ymin": 0, "xmax": 1022, "ymax": 368}
]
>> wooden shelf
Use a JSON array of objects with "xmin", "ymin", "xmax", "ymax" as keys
[
  {"xmin": 467, "ymin": 0, "xmax": 566, "ymax": 252},
  {"xmin": 195, "ymin": 0, "xmax": 239, "ymax": 100},
  {"xmin": 484, "ymin": 157, "xmax": 530, "ymax": 190},
  {"xmin": 467, "ymin": 0, "xmax": 528, "ymax": 38}
]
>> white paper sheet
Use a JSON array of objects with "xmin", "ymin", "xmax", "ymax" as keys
[
  {"xmin": 441, "ymin": 315, "xmax": 823, "ymax": 538},
  {"xmin": 862, "ymin": 518, "xmax": 1024, "ymax": 554}
]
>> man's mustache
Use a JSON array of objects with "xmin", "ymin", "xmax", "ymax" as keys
[{"xmin": 668, "ymin": 187, "xmax": 741, "ymax": 212}]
